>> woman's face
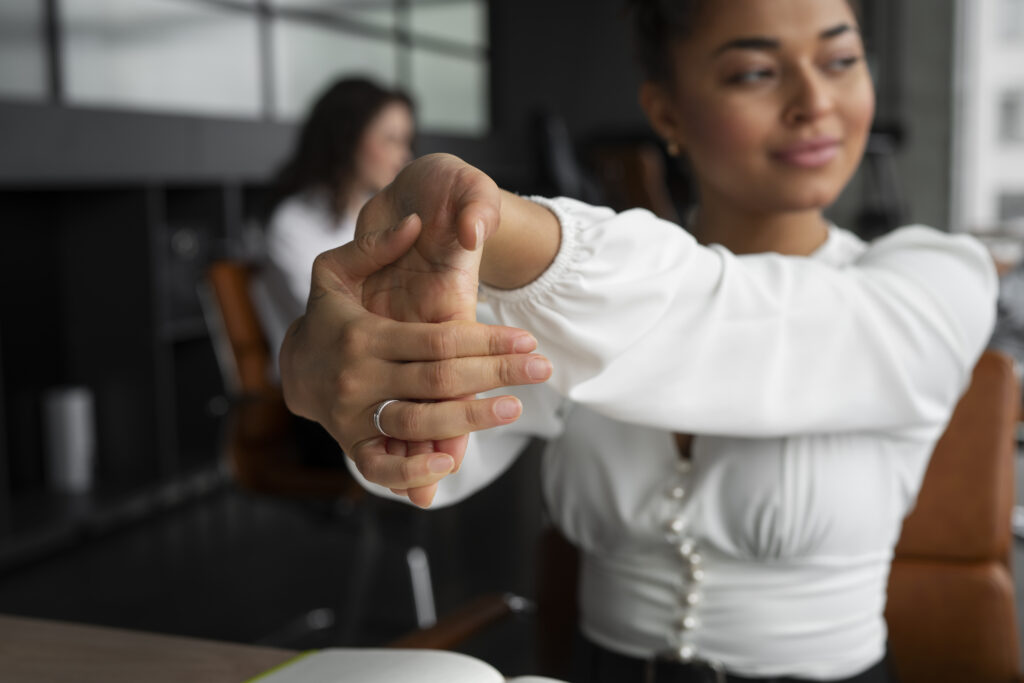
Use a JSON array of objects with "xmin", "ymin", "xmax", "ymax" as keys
[
  {"xmin": 354, "ymin": 101, "xmax": 415, "ymax": 195},
  {"xmin": 645, "ymin": 0, "xmax": 875, "ymax": 215}
]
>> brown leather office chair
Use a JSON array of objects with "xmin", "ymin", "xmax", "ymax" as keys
[
  {"xmin": 588, "ymin": 142, "xmax": 681, "ymax": 224},
  {"xmin": 886, "ymin": 349, "xmax": 1022, "ymax": 683},
  {"xmin": 524, "ymin": 350, "xmax": 1023, "ymax": 681},
  {"xmin": 201, "ymin": 260, "xmax": 362, "ymax": 499}
]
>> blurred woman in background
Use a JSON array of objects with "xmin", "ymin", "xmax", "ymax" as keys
[{"xmin": 256, "ymin": 77, "xmax": 415, "ymax": 364}]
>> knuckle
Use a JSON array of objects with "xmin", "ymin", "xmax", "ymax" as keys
[
  {"xmin": 397, "ymin": 403, "xmax": 423, "ymax": 436},
  {"xmin": 426, "ymin": 362, "xmax": 457, "ymax": 397},
  {"xmin": 310, "ymin": 250, "xmax": 333, "ymax": 276},
  {"xmin": 332, "ymin": 368, "xmax": 360, "ymax": 400},
  {"xmin": 462, "ymin": 400, "xmax": 482, "ymax": 428},
  {"xmin": 336, "ymin": 321, "xmax": 367, "ymax": 357},
  {"xmin": 427, "ymin": 327, "xmax": 458, "ymax": 359},
  {"xmin": 399, "ymin": 457, "xmax": 421, "ymax": 484},
  {"xmin": 498, "ymin": 357, "xmax": 518, "ymax": 386}
]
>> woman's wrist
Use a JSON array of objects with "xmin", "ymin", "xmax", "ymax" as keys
[{"xmin": 480, "ymin": 190, "xmax": 561, "ymax": 290}]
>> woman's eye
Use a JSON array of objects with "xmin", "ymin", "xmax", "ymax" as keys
[
  {"xmin": 727, "ymin": 68, "xmax": 775, "ymax": 85},
  {"xmin": 825, "ymin": 55, "xmax": 862, "ymax": 72}
]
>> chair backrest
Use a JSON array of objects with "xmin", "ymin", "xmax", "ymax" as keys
[
  {"xmin": 587, "ymin": 142, "xmax": 680, "ymax": 223},
  {"xmin": 201, "ymin": 261, "xmax": 274, "ymax": 397},
  {"xmin": 885, "ymin": 349, "xmax": 1021, "ymax": 683},
  {"xmin": 535, "ymin": 350, "xmax": 1021, "ymax": 682}
]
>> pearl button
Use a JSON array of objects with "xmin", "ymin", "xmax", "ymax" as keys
[
  {"xmin": 667, "ymin": 517, "xmax": 686, "ymax": 535},
  {"xmin": 678, "ymin": 538, "xmax": 696, "ymax": 556},
  {"xmin": 683, "ymin": 591, "xmax": 701, "ymax": 607},
  {"xmin": 680, "ymin": 615, "xmax": 698, "ymax": 630},
  {"xmin": 677, "ymin": 644, "xmax": 696, "ymax": 661},
  {"xmin": 689, "ymin": 567, "xmax": 706, "ymax": 582},
  {"xmin": 688, "ymin": 552, "xmax": 703, "ymax": 567},
  {"xmin": 667, "ymin": 485, "xmax": 686, "ymax": 500}
]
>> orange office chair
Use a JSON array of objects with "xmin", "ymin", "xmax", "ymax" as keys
[
  {"xmin": 201, "ymin": 260, "xmax": 432, "ymax": 645},
  {"xmin": 885, "ymin": 349, "xmax": 1023, "ymax": 683}
]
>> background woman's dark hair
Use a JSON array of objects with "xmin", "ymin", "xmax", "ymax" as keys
[
  {"xmin": 264, "ymin": 77, "xmax": 414, "ymax": 222},
  {"xmin": 626, "ymin": 0, "xmax": 862, "ymax": 83}
]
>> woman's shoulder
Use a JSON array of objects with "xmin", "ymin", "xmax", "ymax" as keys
[
  {"xmin": 267, "ymin": 190, "xmax": 332, "ymax": 237},
  {"xmin": 859, "ymin": 224, "xmax": 995, "ymax": 277}
]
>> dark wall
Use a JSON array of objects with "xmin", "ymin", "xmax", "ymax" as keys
[{"xmin": 488, "ymin": 0, "xmax": 647, "ymax": 189}]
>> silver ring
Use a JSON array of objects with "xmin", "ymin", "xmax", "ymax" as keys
[{"xmin": 373, "ymin": 399, "xmax": 400, "ymax": 438}]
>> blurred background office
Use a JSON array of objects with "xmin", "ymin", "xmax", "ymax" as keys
[{"xmin": 0, "ymin": 0, "xmax": 1023, "ymax": 677}]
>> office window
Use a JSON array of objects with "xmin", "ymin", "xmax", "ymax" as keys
[
  {"xmin": 411, "ymin": 47, "xmax": 488, "ymax": 136},
  {"xmin": 0, "ymin": 1, "xmax": 48, "ymax": 101},
  {"xmin": 270, "ymin": 0, "xmax": 397, "ymax": 31},
  {"xmin": 61, "ymin": 0, "xmax": 262, "ymax": 118},
  {"xmin": 17, "ymin": 0, "xmax": 490, "ymax": 136},
  {"xmin": 272, "ymin": 19, "xmax": 397, "ymax": 120},
  {"xmin": 1000, "ymin": 90, "xmax": 1024, "ymax": 143},
  {"xmin": 999, "ymin": 0, "xmax": 1024, "ymax": 42},
  {"xmin": 409, "ymin": 1, "xmax": 487, "ymax": 48}
]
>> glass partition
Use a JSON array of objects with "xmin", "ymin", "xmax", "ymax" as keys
[
  {"xmin": 61, "ymin": 0, "xmax": 262, "ymax": 118},
  {"xmin": 410, "ymin": 46, "xmax": 487, "ymax": 136},
  {"xmin": 272, "ymin": 19, "xmax": 397, "ymax": 120},
  {"xmin": 0, "ymin": 1, "xmax": 48, "ymax": 101}
]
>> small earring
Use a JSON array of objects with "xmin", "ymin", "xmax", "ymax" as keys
[{"xmin": 666, "ymin": 141, "xmax": 681, "ymax": 157}]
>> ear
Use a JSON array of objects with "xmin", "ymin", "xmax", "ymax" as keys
[{"xmin": 639, "ymin": 81, "xmax": 686, "ymax": 150}]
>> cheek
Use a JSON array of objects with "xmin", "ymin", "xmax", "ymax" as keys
[{"xmin": 681, "ymin": 97, "xmax": 772, "ymax": 172}]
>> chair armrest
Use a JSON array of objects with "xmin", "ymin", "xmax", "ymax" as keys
[{"xmin": 387, "ymin": 593, "xmax": 529, "ymax": 650}]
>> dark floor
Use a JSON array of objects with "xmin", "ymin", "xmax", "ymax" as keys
[
  {"xmin": 3, "ymin": 444, "xmax": 1024, "ymax": 678},
  {"xmin": 0, "ymin": 441, "xmax": 548, "ymax": 678}
]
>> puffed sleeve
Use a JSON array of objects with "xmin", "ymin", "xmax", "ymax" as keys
[{"xmin": 482, "ymin": 197, "xmax": 999, "ymax": 439}]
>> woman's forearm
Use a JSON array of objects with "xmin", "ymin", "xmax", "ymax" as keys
[{"xmin": 480, "ymin": 190, "xmax": 561, "ymax": 290}]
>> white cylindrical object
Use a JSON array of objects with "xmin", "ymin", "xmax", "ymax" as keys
[{"xmin": 43, "ymin": 387, "xmax": 96, "ymax": 494}]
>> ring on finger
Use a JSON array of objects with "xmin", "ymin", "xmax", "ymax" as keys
[{"xmin": 373, "ymin": 399, "xmax": 400, "ymax": 438}]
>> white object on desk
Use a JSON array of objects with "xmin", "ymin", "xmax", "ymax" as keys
[
  {"xmin": 43, "ymin": 386, "xmax": 96, "ymax": 494},
  {"xmin": 249, "ymin": 648, "xmax": 568, "ymax": 683}
]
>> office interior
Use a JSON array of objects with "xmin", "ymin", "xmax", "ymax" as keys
[{"xmin": 1, "ymin": 0, "xmax": 1024, "ymax": 680}]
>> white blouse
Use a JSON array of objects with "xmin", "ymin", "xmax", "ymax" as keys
[
  {"xmin": 252, "ymin": 191, "xmax": 357, "ymax": 372},
  {"xmin": 348, "ymin": 197, "xmax": 997, "ymax": 680}
]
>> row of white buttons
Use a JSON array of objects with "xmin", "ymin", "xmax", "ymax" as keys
[{"xmin": 664, "ymin": 458, "xmax": 702, "ymax": 662}]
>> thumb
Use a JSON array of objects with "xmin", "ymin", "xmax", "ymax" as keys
[{"xmin": 314, "ymin": 214, "xmax": 422, "ymax": 292}]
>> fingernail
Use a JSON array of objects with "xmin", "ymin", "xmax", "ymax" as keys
[
  {"xmin": 512, "ymin": 334, "xmax": 537, "ymax": 354},
  {"xmin": 428, "ymin": 455, "xmax": 454, "ymax": 473},
  {"xmin": 495, "ymin": 397, "xmax": 521, "ymax": 420},
  {"xmin": 527, "ymin": 356, "xmax": 552, "ymax": 380},
  {"xmin": 475, "ymin": 219, "xmax": 485, "ymax": 250},
  {"xmin": 394, "ymin": 213, "xmax": 415, "ymax": 232}
]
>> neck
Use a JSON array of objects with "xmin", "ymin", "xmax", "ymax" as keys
[{"xmin": 689, "ymin": 194, "xmax": 830, "ymax": 257}]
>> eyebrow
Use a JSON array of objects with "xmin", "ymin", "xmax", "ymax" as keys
[{"xmin": 712, "ymin": 23, "xmax": 857, "ymax": 56}]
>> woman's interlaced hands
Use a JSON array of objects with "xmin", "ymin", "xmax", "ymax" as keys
[{"xmin": 280, "ymin": 154, "xmax": 550, "ymax": 507}]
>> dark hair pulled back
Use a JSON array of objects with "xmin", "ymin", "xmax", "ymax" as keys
[
  {"xmin": 264, "ymin": 77, "xmax": 413, "ymax": 222},
  {"xmin": 625, "ymin": 0, "xmax": 709, "ymax": 83}
]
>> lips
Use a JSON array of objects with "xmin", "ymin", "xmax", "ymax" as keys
[{"xmin": 771, "ymin": 138, "xmax": 841, "ymax": 168}]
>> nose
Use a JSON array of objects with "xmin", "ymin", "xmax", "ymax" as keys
[{"xmin": 783, "ymin": 64, "xmax": 835, "ymax": 126}]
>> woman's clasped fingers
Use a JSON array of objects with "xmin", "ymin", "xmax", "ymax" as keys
[
  {"xmin": 373, "ymin": 318, "xmax": 538, "ymax": 362},
  {"xmin": 350, "ymin": 437, "xmax": 460, "ymax": 493},
  {"xmin": 390, "ymin": 353, "xmax": 552, "ymax": 402},
  {"xmin": 369, "ymin": 394, "xmax": 526, "ymax": 443}
]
